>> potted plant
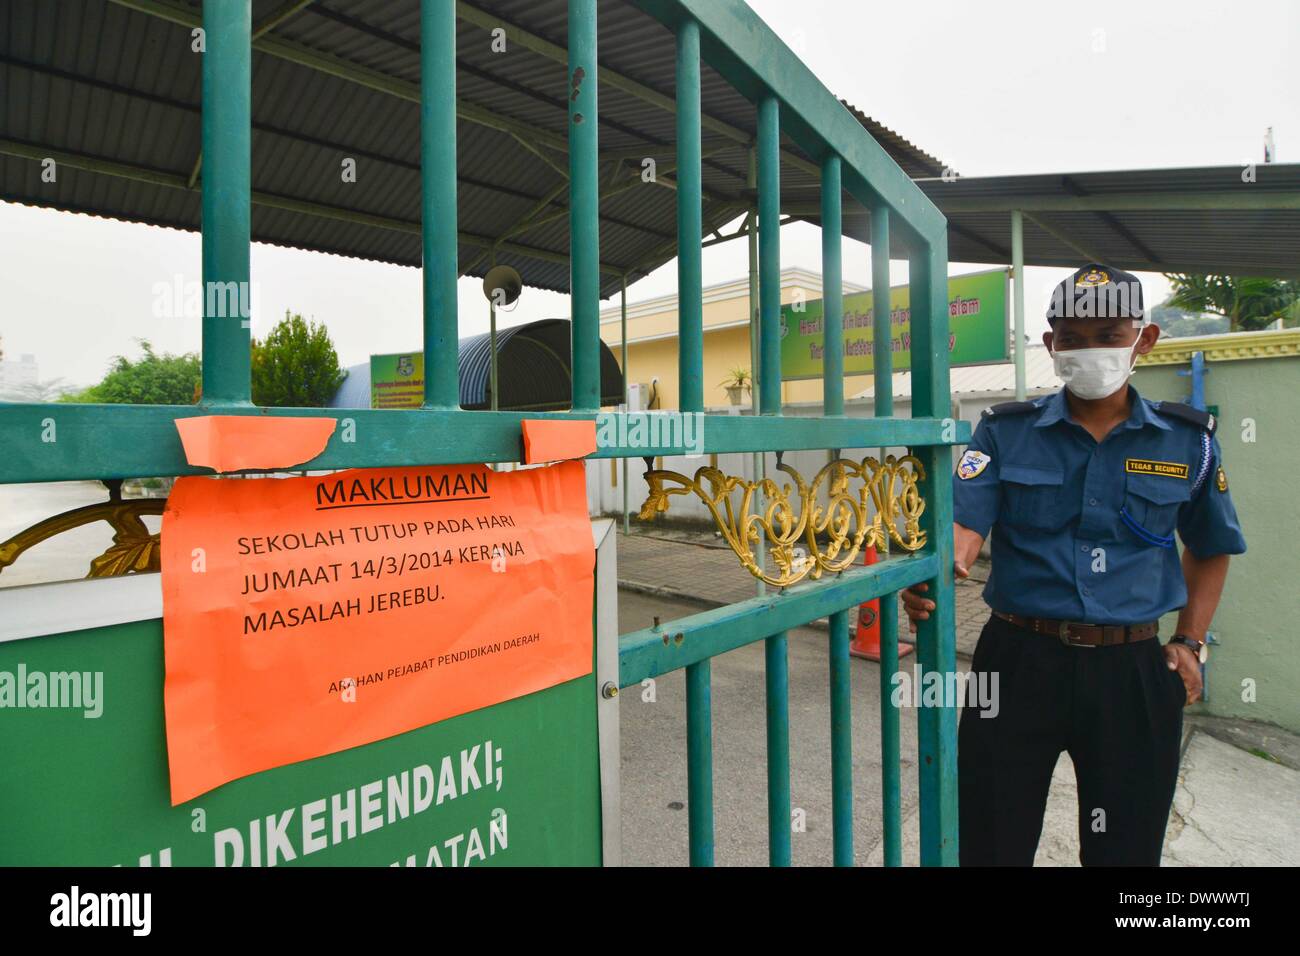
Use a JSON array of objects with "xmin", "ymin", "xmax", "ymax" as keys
[{"xmin": 719, "ymin": 367, "xmax": 752, "ymax": 406}]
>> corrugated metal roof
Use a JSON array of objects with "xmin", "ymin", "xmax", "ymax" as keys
[
  {"xmin": 837, "ymin": 100, "xmax": 948, "ymax": 179},
  {"xmin": 790, "ymin": 164, "xmax": 1300, "ymax": 278},
  {"xmin": 0, "ymin": 0, "xmax": 948, "ymax": 299}
]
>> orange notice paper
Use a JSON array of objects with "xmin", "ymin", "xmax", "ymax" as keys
[
  {"xmin": 161, "ymin": 460, "xmax": 594, "ymax": 804},
  {"xmin": 176, "ymin": 416, "xmax": 336, "ymax": 472},
  {"xmin": 521, "ymin": 419, "xmax": 597, "ymax": 464}
]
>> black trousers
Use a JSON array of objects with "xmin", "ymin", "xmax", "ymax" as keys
[{"xmin": 958, "ymin": 614, "xmax": 1184, "ymax": 866}]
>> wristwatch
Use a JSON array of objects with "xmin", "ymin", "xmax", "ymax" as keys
[{"xmin": 1167, "ymin": 633, "xmax": 1209, "ymax": 664}]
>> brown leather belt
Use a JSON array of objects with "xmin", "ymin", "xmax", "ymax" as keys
[{"xmin": 993, "ymin": 611, "xmax": 1158, "ymax": 648}]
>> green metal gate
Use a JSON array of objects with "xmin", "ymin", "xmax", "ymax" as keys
[{"xmin": 0, "ymin": 0, "xmax": 964, "ymax": 866}]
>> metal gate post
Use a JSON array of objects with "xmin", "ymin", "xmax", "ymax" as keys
[
  {"xmin": 871, "ymin": 204, "xmax": 905, "ymax": 867},
  {"xmin": 421, "ymin": 0, "xmax": 460, "ymax": 409},
  {"xmin": 821, "ymin": 153, "xmax": 853, "ymax": 867},
  {"xmin": 568, "ymin": 0, "xmax": 601, "ymax": 413},
  {"xmin": 200, "ymin": 0, "xmax": 252, "ymax": 406},
  {"xmin": 756, "ymin": 93, "xmax": 791, "ymax": 867},
  {"xmin": 909, "ymin": 238, "xmax": 960, "ymax": 866}
]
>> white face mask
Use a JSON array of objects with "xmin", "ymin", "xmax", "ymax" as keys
[{"xmin": 1050, "ymin": 334, "xmax": 1142, "ymax": 400}]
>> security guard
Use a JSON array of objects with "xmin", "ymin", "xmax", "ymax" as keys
[{"xmin": 903, "ymin": 263, "xmax": 1245, "ymax": 866}]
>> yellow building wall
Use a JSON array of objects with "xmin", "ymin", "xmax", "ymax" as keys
[{"xmin": 600, "ymin": 279, "xmax": 871, "ymax": 409}]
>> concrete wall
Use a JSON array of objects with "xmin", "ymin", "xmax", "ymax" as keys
[{"xmin": 1133, "ymin": 331, "xmax": 1300, "ymax": 734}]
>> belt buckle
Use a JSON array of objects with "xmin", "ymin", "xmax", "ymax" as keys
[{"xmin": 1057, "ymin": 621, "xmax": 1091, "ymax": 648}]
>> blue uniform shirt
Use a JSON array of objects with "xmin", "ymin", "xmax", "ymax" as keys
[{"xmin": 952, "ymin": 386, "xmax": 1246, "ymax": 625}]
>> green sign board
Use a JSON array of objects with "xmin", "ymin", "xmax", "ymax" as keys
[
  {"xmin": 0, "ymin": 615, "xmax": 601, "ymax": 866},
  {"xmin": 370, "ymin": 352, "xmax": 425, "ymax": 409},
  {"xmin": 781, "ymin": 268, "xmax": 1010, "ymax": 380}
]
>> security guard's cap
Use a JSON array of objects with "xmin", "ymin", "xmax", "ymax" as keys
[{"xmin": 1046, "ymin": 263, "xmax": 1145, "ymax": 323}]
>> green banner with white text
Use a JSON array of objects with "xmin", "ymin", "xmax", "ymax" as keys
[{"xmin": 780, "ymin": 268, "xmax": 1010, "ymax": 380}]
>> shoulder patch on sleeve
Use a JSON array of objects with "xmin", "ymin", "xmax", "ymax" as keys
[
  {"xmin": 957, "ymin": 449, "xmax": 991, "ymax": 480},
  {"xmin": 982, "ymin": 400, "xmax": 1038, "ymax": 418},
  {"xmin": 1156, "ymin": 401, "xmax": 1216, "ymax": 435}
]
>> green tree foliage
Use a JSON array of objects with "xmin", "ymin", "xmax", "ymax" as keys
[
  {"xmin": 1163, "ymin": 274, "xmax": 1299, "ymax": 332},
  {"xmin": 63, "ymin": 341, "xmax": 201, "ymax": 404},
  {"xmin": 251, "ymin": 311, "xmax": 346, "ymax": 408}
]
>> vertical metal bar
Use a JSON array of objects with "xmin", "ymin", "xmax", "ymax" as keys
[
  {"xmin": 1011, "ymin": 210, "xmax": 1026, "ymax": 401},
  {"xmin": 489, "ymin": 249, "xmax": 499, "ymax": 411},
  {"xmin": 200, "ymin": 0, "xmax": 252, "ymax": 405},
  {"xmin": 757, "ymin": 96, "xmax": 781, "ymax": 416},
  {"xmin": 421, "ymin": 0, "xmax": 459, "ymax": 409},
  {"xmin": 823, "ymin": 155, "xmax": 852, "ymax": 865},
  {"xmin": 872, "ymin": 204, "xmax": 903, "ymax": 867},
  {"xmin": 747, "ymin": 148, "xmax": 761, "ymax": 416},
  {"xmin": 676, "ymin": 19, "xmax": 703, "ymax": 412},
  {"xmin": 765, "ymin": 630, "xmax": 791, "ymax": 866},
  {"xmin": 621, "ymin": 275, "xmax": 630, "ymax": 535},
  {"xmin": 685, "ymin": 659, "xmax": 714, "ymax": 866},
  {"xmin": 747, "ymin": 146, "xmax": 765, "ymax": 594},
  {"xmin": 674, "ymin": 26, "xmax": 711, "ymax": 861},
  {"xmin": 821, "ymin": 154, "xmax": 843, "ymax": 415},
  {"xmin": 871, "ymin": 207, "xmax": 894, "ymax": 417},
  {"xmin": 756, "ymin": 97, "xmax": 788, "ymax": 865},
  {"xmin": 909, "ymin": 237, "xmax": 959, "ymax": 866},
  {"xmin": 568, "ymin": 0, "xmax": 601, "ymax": 412},
  {"xmin": 828, "ymin": 609, "xmax": 853, "ymax": 865}
]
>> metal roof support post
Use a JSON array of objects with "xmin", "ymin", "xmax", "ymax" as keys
[
  {"xmin": 871, "ymin": 203, "xmax": 903, "ymax": 868},
  {"xmin": 909, "ymin": 235, "xmax": 960, "ymax": 867},
  {"xmin": 568, "ymin": 0, "xmax": 601, "ymax": 413},
  {"xmin": 1011, "ymin": 209, "xmax": 1026, "ymax": 401},
  {"xmin": 200, "ymin": 0, "xmax": 253, "ymax": 405},
  {"xmin": 421, "ymin": 0, "xmax": 460, "ymax": 409}
]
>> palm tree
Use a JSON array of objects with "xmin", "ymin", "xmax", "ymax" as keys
[{"xmin": 1163, "ymin": 275, "xmax": 1299, "ymax": 333}]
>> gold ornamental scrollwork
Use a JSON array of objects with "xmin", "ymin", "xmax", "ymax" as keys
[
  {"xmin": 638, "ymin": 455, "xmax": 928, "ymax": 587},
  {"xmin": 0, "ymin": 481, "xmax": 165, "ymax": 580}
]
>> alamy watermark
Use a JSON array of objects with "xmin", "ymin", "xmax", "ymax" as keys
[
  {"xmin": 1046, "ymin": 279, "xmax": 1144, "ymax": 322},
  {"xmin": 595, "ymin": 407, "xmax": 705, "ymax": 456},
  {"xmin": 891, "ymin": 663, "xmax": 999, "ymax": 718},
  {"xmin": 50, "ymin": 886, "xmax": 150, "ymax": 936},
  {"xmin": 151, "ymin": 274, "xmax": 261, "ymax": 325},
  {"xmin": 0, "ymin": 664, "xmax": 103, "ymax": 718}
]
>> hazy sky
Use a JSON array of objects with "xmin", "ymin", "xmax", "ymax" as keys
[{"xmin": 1, "ymin": 0, "xmax": 1296, "ymax": 387}]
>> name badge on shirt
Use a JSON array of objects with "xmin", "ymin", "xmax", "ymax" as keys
[{"xmin": 1125, "ymin": 458, "xmax": 1189, "ymax": 479}]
